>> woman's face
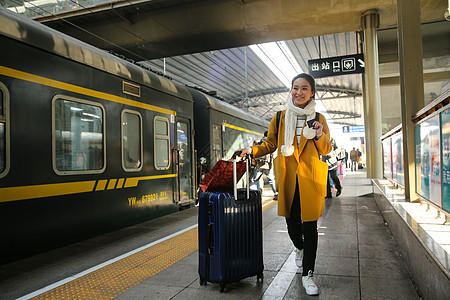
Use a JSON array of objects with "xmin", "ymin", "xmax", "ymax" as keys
[{"xmin": 291, "ymin": 78, "xmax": 314, "ymax": 108}]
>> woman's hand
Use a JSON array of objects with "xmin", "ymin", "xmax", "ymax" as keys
[
  {"xmin": 235, "ymin": 148, "xmax": 251, "ymax": 158},
  {"xmin": 312, "ymin": 121, "xmax": 323, "ymax": 136}
]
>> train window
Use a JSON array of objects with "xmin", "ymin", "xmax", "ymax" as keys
[
  {"xmin": 53, "ymin": 96, "xmax": 106, "ymax": 175},
  {"xmin": 0, "ymin": 82, "xmax": 10, "ymax": 178},
  {"xmin": 122, "ymin": 110, "xmax": 142, "ymax": 171},
  {"xmin": 154, "ymin": 116, "xmax": 170, "ymax": 170},
  {"xmin": 212, "ymin": 124, "xmax": 222, "ymax": 163}
]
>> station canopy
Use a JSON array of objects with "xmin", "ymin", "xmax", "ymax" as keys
[{"xmin": 5, "ymin": 0, "xmax": 449, "ymax": 136}]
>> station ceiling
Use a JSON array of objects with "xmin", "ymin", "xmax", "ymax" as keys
[{"xmin": 7, "ymin": 0, "xmax": 449, "ymax": 130}]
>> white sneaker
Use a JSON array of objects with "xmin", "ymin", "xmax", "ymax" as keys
[
  {"xmin": 302, "ymin": 270, "xmax": 319, "ymax": 295},
  {"xmin": 294, "ymin": 248, "xmax": 303, "ymax": 268}
]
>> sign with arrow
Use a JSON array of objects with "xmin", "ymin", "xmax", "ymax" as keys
[
  {"xmin": 308, "ymin": 54, "xmax": 365, "ymax": 78},
  {"xmin": 342, "ymin": 125, "xmax": 365, "ymax": 133}
]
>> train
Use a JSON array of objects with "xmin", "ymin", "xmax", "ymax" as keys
[{"xmin": 0, "ymin": 7, "xmax": 269, "ymax": 264}]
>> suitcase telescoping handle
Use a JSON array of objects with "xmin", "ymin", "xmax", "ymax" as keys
[{"xmin": 231, "ymin": 151, "xmax": 250, "ymax": 201}]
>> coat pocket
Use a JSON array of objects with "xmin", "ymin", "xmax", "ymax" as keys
[
  {"xmin": 273, "ymin": 155, "xmax": 280, "ymax": 191},
  {"xmin": 312, "ymin": 157, "xmax": 328, "ymax": 197},
  {"xmin": 273, "ymin": 154, "xmax": 286, "ymax": 192}
]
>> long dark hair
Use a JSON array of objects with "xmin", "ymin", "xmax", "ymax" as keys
[{"xmin": 291, "ymin": 73, "xmax": 316, "ymax": 99}]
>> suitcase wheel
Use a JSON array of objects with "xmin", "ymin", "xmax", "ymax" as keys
[
  {"xmin": 257, "ymin": 272, "xmax": 264, "ymax": 282},
  {"xmin": 199, "ymin": 276, "xmax": 207, "ymax": 286},
  {"xmin": 219, "ymin": 282, "xmax": 226, "ymax": 293}
]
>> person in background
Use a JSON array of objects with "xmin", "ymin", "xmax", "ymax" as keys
[
  {"xmin": 356, "ymin": 148, "xmax": 362, "ymax": 168},
  {"xmin": 350, "ymin": 147, "xmax": 357, "ymax": 171},
  {"xmin": 250, "ymin": 139, "xmax": 264, "ymax": 191},
  {"xmin": 344, "ymin": 149, "xmax": 349, "ymax": 169},
  {"xmin": 262, "ymin": 131, "xmax": 278, "ymax": 200},
  {"xmin": 250, "ymin": 133, "xmax": 277, "ymax": 200},
  {"xmin": 322, "ymin": 140, "xmax": 342, "ymax": 198},
  {"xmin": 237, "ymin": 73, "xmax": 332, "ymax": 296}
]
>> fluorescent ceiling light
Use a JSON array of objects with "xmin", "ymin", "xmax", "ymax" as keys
[
  {"xmin": 250, "ymin": 41, "xmax": 332, "ymax": 125},
  {"xmin": 249, "ymin": 41, "xmax": 302, "ymax": 88}
]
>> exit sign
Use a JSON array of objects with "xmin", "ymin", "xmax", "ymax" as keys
[{"xmin": 308, "ymin": 54, "xmax": 365, "ymax": 78}]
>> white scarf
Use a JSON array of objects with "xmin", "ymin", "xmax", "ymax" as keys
[{"xmin": 281, "ymin": 96, "xmax": 317, "ymax": 156}]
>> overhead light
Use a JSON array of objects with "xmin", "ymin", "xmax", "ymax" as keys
[
  {"xmin": 250, "ymin": 41, "xmax": 334, "ymax": 127},
  {"xmin": 249, "ymin": 41, "xmax": 302, "ymax": 88}
]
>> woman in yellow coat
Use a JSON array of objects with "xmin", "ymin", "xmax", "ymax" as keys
[{"xmin": 239, "ymin": 73, "xmax": 331, "ymax": 296}]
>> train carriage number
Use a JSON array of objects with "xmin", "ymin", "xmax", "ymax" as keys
[{"xmin": 128, "ymin": 191, "xmax": 168, "ymax": 206}]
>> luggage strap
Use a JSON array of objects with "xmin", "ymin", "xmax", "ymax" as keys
[{"xmin": 275, "ymin": 110, "xmax": 281, "ymax": 140}]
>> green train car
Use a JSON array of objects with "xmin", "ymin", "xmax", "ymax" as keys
[
  {"xmin": 189, "ymin": 88, "xmax": 270, "ymax": 183},
  {"xmin": 0, "ymin": 7, "xmax": 268, "ymax": 264}
]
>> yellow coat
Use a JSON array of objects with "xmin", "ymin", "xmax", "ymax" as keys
[{"xmin": 252, "ymin": 110, "xmax": 332, "ymax": 221}]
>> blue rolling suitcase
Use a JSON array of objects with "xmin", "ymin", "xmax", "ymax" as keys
[{"xmin": 198, "ymin": 154, "xmax": 264, "ymax": 292}]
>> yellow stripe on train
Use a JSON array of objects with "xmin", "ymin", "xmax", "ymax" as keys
[
  {"xmin": 0, "ymin": 181, "xmax": 97, "ymax": 202},
  {"xmin": 223, "ymin": 123, "xmax": 264, "ymax": 136},
  {"xmin": 124, "ymin": 174, "xmax": 178, "ymax": 188},
  {"xmin": 0, "ymin": 174, "xmax": 178, "ymax": 203},
  {"xmin": 0, "ymin": 66, "xmax": 176, "ymax": 116}
]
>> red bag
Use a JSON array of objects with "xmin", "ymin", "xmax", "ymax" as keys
[{"xmin": 199, "ymin": 159, "xmax": 247, "ymax": 192}]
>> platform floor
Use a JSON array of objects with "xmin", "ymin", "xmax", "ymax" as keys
[{"xmin": 0, "ymin": 170, "xmax": 420, "ymax": 299}]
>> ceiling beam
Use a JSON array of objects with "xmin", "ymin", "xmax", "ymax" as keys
[
  {"xmin": 228, "ymin": 87, "xmax": 289, "ymax": 104},
  {"xmin": 316, "ymin": 86, "xmax": 362, "ymax": 98},
  {"xmin": 326, "ymin": 110, "xmax": 361, "ymax": 117},
  {"xmin": 319, "ymin": 95, "xmax": 362, "ymax": 100},
  {"xmin": 36, "ymin": 0, "xmax": 446, "ymax": 61},
  {"xmin": 229, "ymin": 85, "xmax": 362, "ymax": 105},
  {"xmin": 380, "ymin": 70, "xmax": 450, "ymax": 86},
  {"xmin": 331, "ymin": 115, "xmax": 362, "ymax": 120}
]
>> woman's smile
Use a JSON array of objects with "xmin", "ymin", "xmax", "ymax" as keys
[{"xmin": 291, "ymin": 78, "xmax": 314, "ymax": 108}]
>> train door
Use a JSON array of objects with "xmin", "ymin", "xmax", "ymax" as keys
[
  {"xmin": 176, "ymin": 118, "xmax": 193, "ymax": 204},
  {"xmin": 212, "ymin": 123, "xmax": 223, "ymax": 163}
]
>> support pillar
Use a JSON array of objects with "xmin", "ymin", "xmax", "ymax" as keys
[
  {"xmin": 360, "ymin": 33, "xmax": 370, "ymax": 176},
  {"xmin": 397, "ymin": 0, "xmax": 424, "ymax": 201},
  {"xmin": 360, "ymin": 10, "xmax": 383, "ymax": 179}
]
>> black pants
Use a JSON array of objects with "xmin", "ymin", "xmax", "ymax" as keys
[
  {"xmin": 285, "ymin": 182, "xmax": 318, "ymax": 276},
  {"xmin": 327, "ymin": 168, "xmax": 341, "ymax": 195}
]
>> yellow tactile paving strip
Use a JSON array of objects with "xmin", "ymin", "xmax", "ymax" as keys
[
  {"xmin": 32, "ymin": 198, "xmax": 277, "ymax": 300},
  {"xmin": 33, "ymin": 228, "xmax": 198, "ymax": 300}
]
